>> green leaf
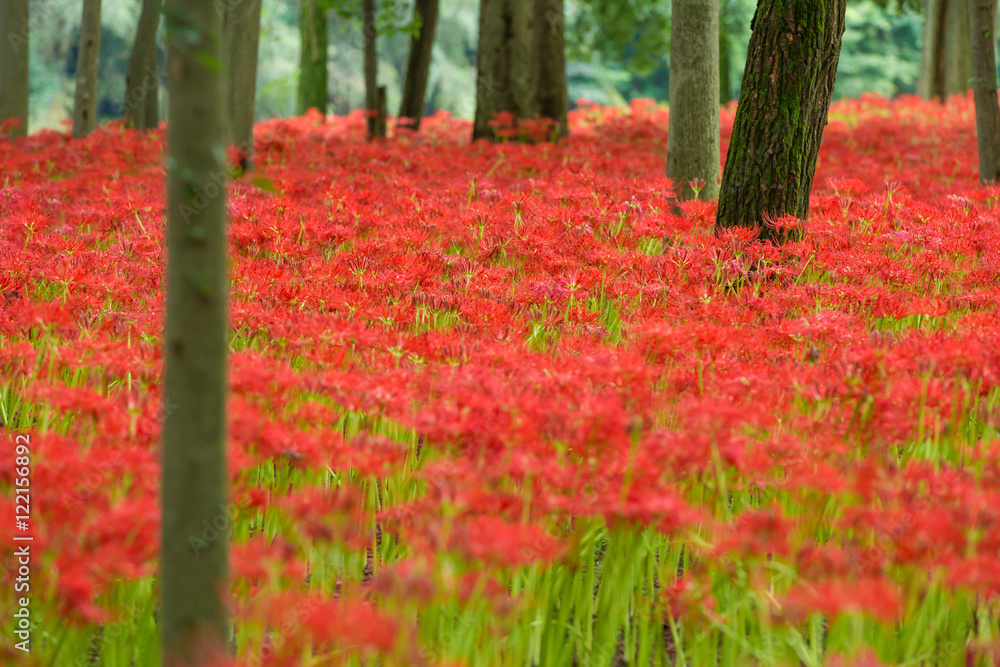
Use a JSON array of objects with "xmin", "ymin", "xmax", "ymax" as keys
[
  {"xmin": 194, "ymin": 51, "xmax": 223, "ymax": 73},
  {"xmin": 251, "ymin": 177, "xmax": 276, "ymax": 193}
]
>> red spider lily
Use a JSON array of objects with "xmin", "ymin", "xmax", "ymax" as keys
[
  {"xmin": 713, "ymin": 507, "xmax": 792, "ymax": 559},
  {"xmin": 662, "ymin": 577, "xmax": 718, "ymax": 623},
  {"xmin": 823, "ymin": 649, "xmax": 890, "ymax": 667},
  {"xmin": 779, "ymin": 576, "xmax": 901, "ymax": 625},
  {"xmin": 448, "ymin": 515, "xmax": 565, "ymax": 568},
  {"xmin": 237, "ymin": 591, "xmax": 402, "ymax": 657}
]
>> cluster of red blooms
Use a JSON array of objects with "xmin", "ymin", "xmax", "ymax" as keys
[{"xmin": 1, "ymin": 93, "xmax": 999, "ymax": 663}]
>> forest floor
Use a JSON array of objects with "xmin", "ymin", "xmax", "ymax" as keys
[{"xmin": 1, "ymin": 94, "xmax": 999, "ymax": 666}]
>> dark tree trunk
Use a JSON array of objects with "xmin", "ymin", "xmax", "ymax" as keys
[
  {"xmin": 297, "ymin": 0, "xmax": 328, "ymax": 115},
  {"xmin": 473, "ymin": 0, "xmax": 568, "ymax": 142},
  {"xmin": 919, "ymin": 0, "xmax": 971, "ymax": 100},
  {"xmin": 161, "ymin": 0, "xmax": 230, "ymax": 663},
  {"xmin": 0, "ymin": 0, "xmax": 29, "ymax": 138},
  {"xmin": 364, "ymin": 0, "xmax": 380, "ymax": 139},
  {"xmin": 968, "ymin": 0, "xmax": 1000, "ymax": 183},
  {"xmin": 376, "ymin": 85, "xmax": 387, "ymax": 138},
  {"xmin": 124, "ymin": 0, "xmax": 161, "ymax": 130},
  {"xmin": 715, "ymin": 0, "xmax": 847, "ymax": 244},
  {"xmin": 224, "ymin": 0, "xmax": 262, "ymax": 171},
  {"xmin": 473, "ymin": 0, "xmax": 538, "ymax": 141},
  {"xmin": 72, "ymin": 0, "xmax": 102, "ymax": 139},
  {"xmin": 535, "ymin": 0, "xmax": 568, "ymax": 137},
  {"xmin": 398, "ymin": 0, "xmax": 439, "ymax": 131}
]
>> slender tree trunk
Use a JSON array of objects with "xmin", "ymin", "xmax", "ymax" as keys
[
  {"xmin": 473, "ymin": 0, "xmax": 538, "ymax": 141},
  {"xmin": 667, "ymin": 0, "xmax": 721, "ymax": 203},
  {"xmin": 0, "ymin": 0, "xmax": 29, "ymax": 138},
  {"xmin": 72, "ymin": 0, "xmax": 102, "ymax": 139},
  {"xmin": 398, "ymin": 0, "xmax": 439, "ymax": 131},
  {"xmin": 969, "ymin": 0, "xmax": 1000, "ymax": 183},
  {"xmin": 376, "ymin": 85, "xmax": 387, "ymax": 137},
  {"xmin": 715, "ymin": 0, "xmax": 847, "ymax": 244},
  {"xmin": 124, "ymin": 0, "xmax": 161, "ymax": 130},
  {"xmin": 297, "ymin": 0, "xmax": 328, "ymax": 115},
  {"xmin": 161, "ymin": 0, "xmax": 229, "ymax": 663},
  {"xmin": 224, "ymin": 0, "xmax": 262, "ymax": 171},
  {"xmin": 363, "ymin": 0, "xmax": 380, "ymax": 139},
  {"xmin": 919, "ymin": 0, "xmax": 971, "ymax": 100}
]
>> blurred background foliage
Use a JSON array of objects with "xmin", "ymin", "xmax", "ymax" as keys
[{"xmin": 21, "ymin": 0, "xmax": 973, "ymax": 132}]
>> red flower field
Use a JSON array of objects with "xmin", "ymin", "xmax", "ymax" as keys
[{"xmin": 2, "ymin": 94, "xmax": 1000, "ymax": 665}]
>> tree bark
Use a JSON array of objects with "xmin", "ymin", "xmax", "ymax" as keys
[
  {"xmin": 919, "ymin": 0, "xmax": 971, "ymax": 100},
  {"xmin": 398, "ymin": 0, "xmax": 439, "ymax": 131},
  {"xmin": 472, "ymin": 0, "xmax": 567, "ymax": 141},
  {"xmin": 364, "ymin": 0, "xmax": 379, "ymax": 140},
  {"xmin": 224, "ymin": 0, "xmax": 262, "ymax": 170},
  {"xmin": 376, "ymin": 84, "xmax": 387, "ymax": 138},
  {"xmin": 124, "ymin": 0, "xmax": 161, "ymax": 130},
  {"xmin": 297, "ymin": 0, "xmax": 328, "ymax": 115},
  {"xmin": 161, "ymin": 0, "xmax": 230, "ymax": 663},
  {"xmin": 667, "ymin": 0, "xmax": 721, "ymax": 203},
  {"xmin": 968, "ymin": 0, "xmax": 1000, "ymax": 183},
  {"xmin": 0, "ymin": 0, "xmax": 29, "ymax": 138},
  {"xmin": 535, "ymin": 0, "xmax": 568, "ymax": 137},
  {"xmin": 473, "ymin": 0, "xmax": 538, "ymax": 141},
  {"xmin": 72, "ymin": 0, "xmax": 102, "ymax": 139},
  {"xmin": 715, "ymin": 0, "xmax": 847, "ymax": 244}
]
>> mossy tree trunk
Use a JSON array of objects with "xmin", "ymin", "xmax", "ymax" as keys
[
  {"xmin": 968, "ymin": 0, "xmax": 1000, "ymax": 183},
  {"xmin": 472, "ymin": 0, "xmax": 537, "ymax": 141},
  {"xmin": 473, "ymin": 0, "xmax": 568, "ymax": 141},
  {"xmin": 715, "ymin": 0, "xmax": 847, "ymax": 244},
  {"xmin": 72, "ymin": 0, "xmax": 102, "ymax": 139},
  {"xmin": 472, "ymin": 0, "xmax": 538, "ymax": 139},
  {"xmin": 298, "ymin": 0, "xmax": 328, "ymax": 115},
  {"xmin": 398, "ymin": 0, "xmax": 439, "ymax": 131},
  {"xmin": 667, "ymin": 0, "xmax": 721, "ymax": 204},
  {"xmin": 161, "ymin": 0, "xmax": 230, "ymax": 663},
  {"xmin": 919, "ymin": 0, "xmax": 971, "ymax": 100},
  {"xmin": 224, "ymin": 0, "xmax": 262, "ymax": 170},
  {"xmin": 124, "ymin": 0, "xmax": 161, "ymax": 130},
  {"xmin": 0, "ymin": 0, "xmax": 29, "ymax": 138}
]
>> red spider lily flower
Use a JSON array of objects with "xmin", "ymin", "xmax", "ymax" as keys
[
  {"xmin": 368, "ymin": 558, "xmax": 437, "ymax": 604},
  {"xmin": 231, "ymin": 537, "xmax": 308, "ymax": 587},
  {"xmin": 233, "ymin": 591, "xmax": 403, "ymax": 662},
  {"xmin": 49, "ymin": 559, "xmax": 110, "ymax": 625},
  {"xmin": 278, "ymin": 486, "xmax": 370, "ymax": 548},
  {"xmin": 449, "ymin": 515, "xmax": 565, "ymax": 568},
  {"xmin": 823, "ymin": 649, "xmax": 889, "ymax": 667},
  {"xmin": 713, "ymin": 508, "xmax": 792, "ymax": 559},
  {"xmin": 779, "ymin": 576, "xmax": 901, "ymax": 625},
  {"xmin": 662, "ymin": 577, "xmax": 718, "ymax": 623},
  {"xmin": 944, "ymin": 555, "xmax": 1000, "ymax": 598}
]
